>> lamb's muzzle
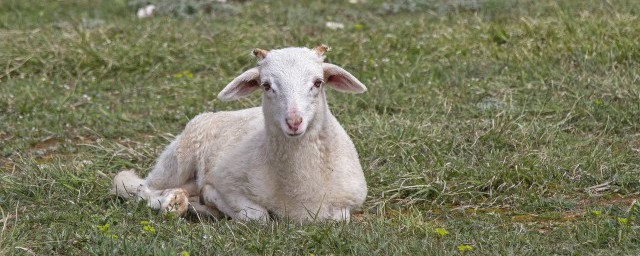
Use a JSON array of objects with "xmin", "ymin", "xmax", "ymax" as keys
[{"xmin": 285, "ymin": 112, "xmax": 303, "ymax": 134}]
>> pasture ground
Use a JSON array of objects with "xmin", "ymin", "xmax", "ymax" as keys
[{"xmin": 1, "ymin": 0, "xmax": 639, "ymax": 254}]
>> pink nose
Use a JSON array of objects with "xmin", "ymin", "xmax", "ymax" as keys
[{"xmin": 286, "ymin": 114, "xmax": 303, "ymax": 131}]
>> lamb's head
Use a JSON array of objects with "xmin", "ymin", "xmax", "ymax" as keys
[{"xmin": 218, "ymin": 45, "xmax": 367, "ymax": 137}]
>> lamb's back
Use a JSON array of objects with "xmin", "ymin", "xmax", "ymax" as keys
[{"xmin": 174, "ymin": 107, "xmax": 264, "ymax": 175}]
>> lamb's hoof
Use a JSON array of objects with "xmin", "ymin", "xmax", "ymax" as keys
[
  {"xmin": 161, "ymin": 189, "xmax": 189, "ymax": 216},
  {"xmin": 187, "ymin": 196, "xmax": 224, "ymax": 220}
]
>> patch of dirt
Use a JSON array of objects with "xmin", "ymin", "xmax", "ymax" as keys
[
  {"xmin": 440, "ymin": 194, "xmax": 640, "ymax": 228},
  {"xmin": 589, "ymin": 193, "xmax": 639, "ymax": 207},
  {"xmin": 0, "ymin": 131, "xmax": 11, "ymax": 141},
  {"xmin": 29, "ymin": 136, "xmax": 61, "ymax": 151}
]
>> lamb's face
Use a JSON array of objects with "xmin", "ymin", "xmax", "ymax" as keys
[
  {"xmin": 217, "ymin": 45, "xmax": 367, "ymax": 138},
  {"xmin": 257, "ymin": 48, "xmax": 325, "ymax": 137}
]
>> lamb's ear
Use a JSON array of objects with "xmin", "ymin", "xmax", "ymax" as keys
[
  {"xmin": 217, "ymin": 67, "xmax": 261, "ymax": 101},
  {"xmin": 322, "ymin": 63, "xmax": 367, "ymax": 93}
]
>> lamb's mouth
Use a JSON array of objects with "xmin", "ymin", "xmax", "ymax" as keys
[{"xmin": 285, "ymin": 131, "xmax": 304, "ymax": 137}]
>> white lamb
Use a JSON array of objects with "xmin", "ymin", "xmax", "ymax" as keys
[{"xmin": 111, "ymin": 45, "xmax": 368, "ymax": 223}]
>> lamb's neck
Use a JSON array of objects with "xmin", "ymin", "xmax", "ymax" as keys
[
  {"xmin": 265, "ymin": 109, "xmax": 335, "ymax": 182},
  {"xmin": 267, "ymin": 135, "xmax": 332, "ymax": 199}
]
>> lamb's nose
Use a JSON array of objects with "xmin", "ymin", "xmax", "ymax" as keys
[{"xmin": 286, "ymin": 114, "xmax": 302, "ymax": 131}]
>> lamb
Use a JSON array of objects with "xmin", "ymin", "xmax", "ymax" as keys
[{"xmin": 111, "ymin": 45, "xmax": 368, "ymax": 223}]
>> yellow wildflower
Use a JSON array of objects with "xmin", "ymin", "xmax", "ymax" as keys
[
  {"xmin": 618, "ymin": 218, "xmax": 628, "ymax": 225},
  {"xmin": 97, "ymin": 224, "xmax": 110, "ymax": 234},
  {"xmin": 458, "ymin": 244, "xmax": 473, "ymax": 253},
  {"xmin": 435, "ymin": 228, "xmax": 449, "ymax": 237},
  {"xmin": 143, "ymin": 225, "xmax": 156, "ymax": 234}
]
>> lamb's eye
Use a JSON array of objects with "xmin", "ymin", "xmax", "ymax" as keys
[
  {"xmin": 262, "ymin": 82, "xmax": 271, "ymax": 91},
  {"xmin": 313, "ymin": 79, "xmax": 323, "ymax": 88}
]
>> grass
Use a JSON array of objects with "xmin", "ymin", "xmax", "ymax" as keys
[{"xmin": 1, "ymin": 0, "xmax": 640, "ymax": 254}]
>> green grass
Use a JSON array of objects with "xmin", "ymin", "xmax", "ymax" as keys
[{"xmin": 1, "ymin": 0, "xmax": 640, "ymax": 254}]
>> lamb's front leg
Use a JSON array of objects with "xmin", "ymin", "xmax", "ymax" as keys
[
  {"xmin": 201, "ymin": 185, "xmax": 269, "ymax": 222},
  {"xmin": 143, "ymin": 188, "xmax": 190, "ymax": 216}
]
